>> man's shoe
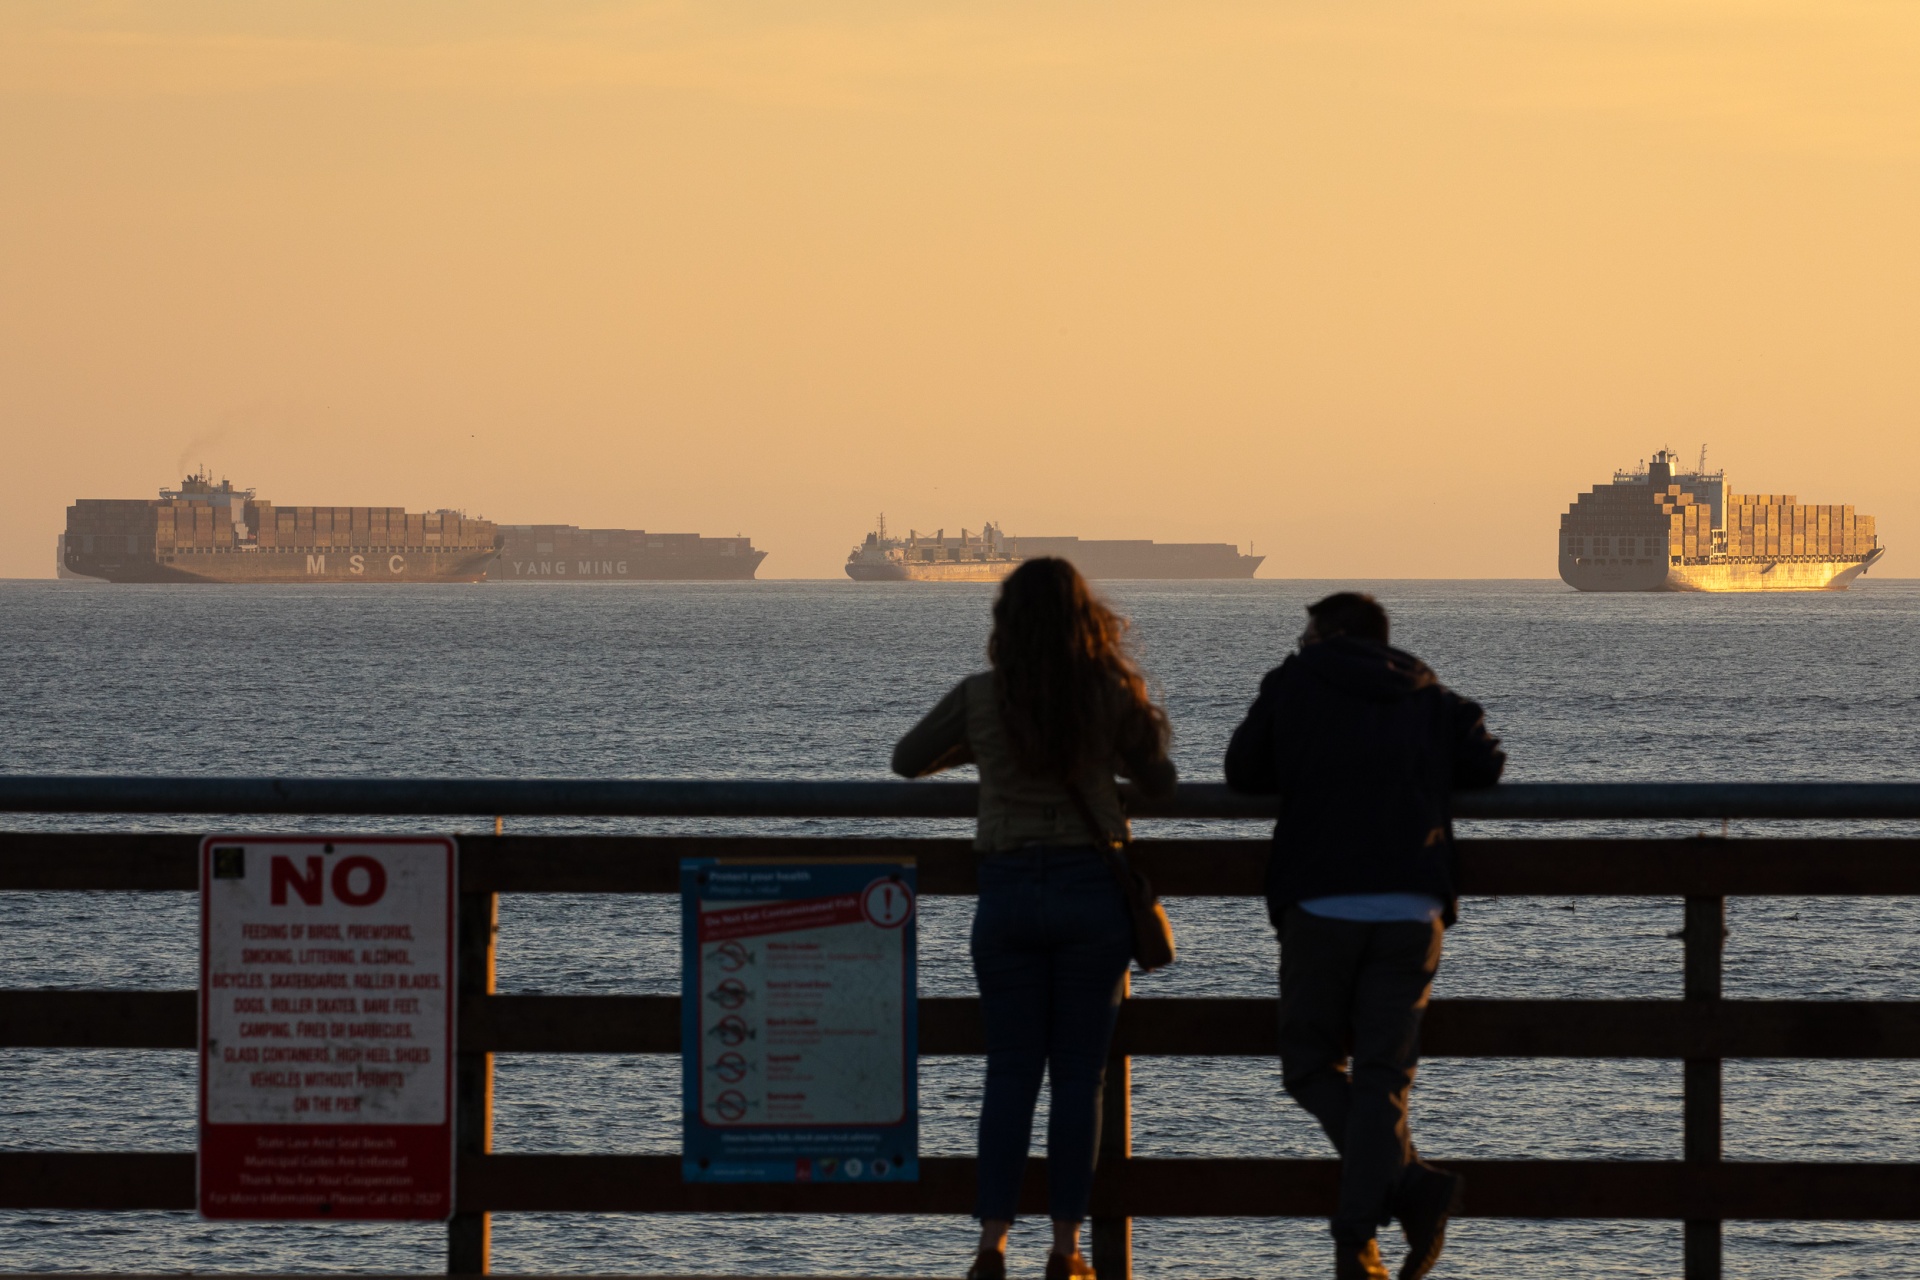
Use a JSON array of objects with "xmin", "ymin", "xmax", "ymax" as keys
[
  {"xmin": 1397, "ymin": 1165, "xmax": 1465, "ymax": 1279},
  {"xmin": 964, "ymin": 1249, "xmax": 1006, "ymax": 1280},
  {"xmin": 1043, "ymin": 1251, "xmax": 1095, "ymax": 1280},
  {"xmin": 1335, "ymin": 1237, "xmax": 1390, "ymax": 1280}
]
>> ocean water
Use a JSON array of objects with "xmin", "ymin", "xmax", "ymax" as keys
[{"xmin": 2, "ymin": 577, "xmax": 1919, "ymax": 1279}]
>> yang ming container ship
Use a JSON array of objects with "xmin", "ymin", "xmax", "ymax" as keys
[
  {"xmin": 1561, "ymin": 449, "xmax": 1884, "ymax": 592},
  {"xmin": 487, "ymin": 526, "xmax": 767, "ymax": 580},
  {"xmin": 62, "ymin": 472, "xmax": 499, "ymax": 582},
  {"xmin": 845, "ymin": 517, "xmax": 1262, "ymax": 581}
]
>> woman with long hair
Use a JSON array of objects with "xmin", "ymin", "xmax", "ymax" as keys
[{"xmin": 892, "ymin": 557, "xmax": 1176, "ymax": 1280}]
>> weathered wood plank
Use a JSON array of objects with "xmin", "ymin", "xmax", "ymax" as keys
[
  {"xmin": 0, "ymin": 832, "xmax": 1915, "ymax": 896},
  {"xmin": 0, "ymin": 990, "xmax": 196, "ymax": 1050},
  {"xmin": 5, "ymin": 776, "xmax": 1920, "ymax": 821},
  {"xmin": 0, "ymin": 1152, "xmax": 195, "ymax": 1210},
  {"xmin": 11, "ymin": 991, "xmax": 1920, "ymax": 1059},
  {"xmin": 5, "ymin": 833, "xmax": 1918, "ymax": 896},
  {"xmin": 7, "ymin": 1152, "xmax": 1916, "ymax": 1220},
  {"xmin": 0, "ymin": 834, "xmax": 198, "ymax": 890}
]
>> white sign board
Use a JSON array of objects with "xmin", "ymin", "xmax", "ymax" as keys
[{"xmin": 199, "ymin": 836, "xmax": 456, "ymax": 1219}]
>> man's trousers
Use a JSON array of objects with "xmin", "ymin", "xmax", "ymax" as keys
[{"xmin": 1278, "ymin": 906, "xmax": 1445, "ymax": 1244}]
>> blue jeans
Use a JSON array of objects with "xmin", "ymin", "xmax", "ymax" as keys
[{"xmin": 971, "ymin": 847, "xmax": 1133, "ymax": 1224}]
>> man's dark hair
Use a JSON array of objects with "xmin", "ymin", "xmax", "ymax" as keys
[{"xmin": 1307, "ymin": 592, "xmax": 1389, "ymax": 643}]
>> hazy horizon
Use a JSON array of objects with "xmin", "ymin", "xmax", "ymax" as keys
[{"xmin": 6, "ymin": 2, "xmax": 1917, "ymax": 580}]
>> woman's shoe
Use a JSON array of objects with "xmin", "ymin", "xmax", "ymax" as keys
[
  {"xmin": 1334, "ymin": 1238, "xmax": 1390, "ymax": 1280},
  {"xmin": 965, "ymin": 1249, "xmax": 1007, "ymax": 1280},
  {"xmin": 1043, "ymin": 1251, "xmax": 1096, "ymax": 1280}
]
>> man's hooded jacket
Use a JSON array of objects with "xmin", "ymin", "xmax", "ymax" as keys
[{"xmin": 1223, "ymin": 636, "xmax": 1505, "ymax": 927}]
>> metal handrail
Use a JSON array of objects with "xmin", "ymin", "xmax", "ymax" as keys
[{"xmin": 2, "ymin": 775, "xmax": 1920, "ymax": 820}]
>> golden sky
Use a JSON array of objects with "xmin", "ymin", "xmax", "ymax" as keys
[{"xmin": 4, "ymin": 1, "xmax": 1917, "ymax": 578}]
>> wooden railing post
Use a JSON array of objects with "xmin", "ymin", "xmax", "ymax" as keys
[
  {"xmin": 1091, "ymin": 973, "xmax": 1132, "ymax": 1280},
  {"xmin": 1683, "ymin": 894, "xmax": 1725, "ymax": 1280},
  {"xmin": 449, "ymin": 888, "xmax": 498, "ymax": 1275}
]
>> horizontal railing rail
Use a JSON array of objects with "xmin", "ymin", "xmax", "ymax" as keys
[
  {"xmin": 4, "ymin": 1151, "xmax": 1918, "ymax": 1220},
  {"xmin": 5, "ymin": 775, "xmax": 1920, "ymax": 819},
  {"xmin": 7, "ymin": 832, "xmax": 1920, "ymax": 896},
  {"xmin": 9, "ymin": 990, "xmax": 1920, "ymax": 1060},
  {"xmin": 5, "ymin": 780, "xmax": 1920, "ymax": 1280}
]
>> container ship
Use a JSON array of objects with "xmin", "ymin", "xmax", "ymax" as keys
[
  {"xmin": 1560, "ymin": 450, "xmax": 1884, "ymax": 592},
  {"xmin": 487, "ymin": 525, "xmax": 767, "ymax": 580},
  {"xmin": 846, "ymin": 521, "xmax": 1019, "ymax": 581},
  {"xmin": 1014, "ymin": 535, "xmax": 1262, "ymax": 579},
  {"xmin": 62, "ymin": 472, "xmax": 499, "ymax": 583},
  {"xmin": 844, "ymin": 518, "xmax": 1263, "ymax": 581}
]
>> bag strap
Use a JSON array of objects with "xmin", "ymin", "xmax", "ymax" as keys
[{"xmin": 1061, "ymin": 778, "xmax": 1127, "ymax": 852}]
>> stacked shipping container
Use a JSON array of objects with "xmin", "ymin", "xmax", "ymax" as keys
[
  {"xmin": 137, "ymin": 504, "xmax": 491, "ymax": 553},
  {"xmin": 1560, "ymin": 449, "xmax": 1884, "ymax": 592},
  {"xmin": 65, "ymin": 500, "xmax": 166, "ymax": 556},
  {"xmin": 1633, "ymin": 487, "xmax": 1881, "ymax": 564},
  {"xmin": 64, "ymin": 474, "xmax": 500, "ymax": 582},
  {"xmin": 242, "ymin": 506, "xmax": 489, "ymax": 552},
  {"xmin": 1721, "ymin": 495, "xmax": 1877, "ymax": 559}
]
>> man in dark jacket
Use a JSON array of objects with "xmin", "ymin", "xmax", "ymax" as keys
[{"xmin": 1224, "ymin": 592, "xmax": 1504, "ymax": 1280}]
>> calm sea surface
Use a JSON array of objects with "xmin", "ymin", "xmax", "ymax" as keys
[{"xmin": 3, "ymin": 578, "xmax": 1919, "ymax": 1279}]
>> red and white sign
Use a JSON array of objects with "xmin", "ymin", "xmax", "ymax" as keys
[
  {"xmin": 199, "ymin": 836, "xmax": 456, "ymax": 1220},
  {"xmin": 860, "ymin": 876, "xmax": 914, "ymax": 929}
]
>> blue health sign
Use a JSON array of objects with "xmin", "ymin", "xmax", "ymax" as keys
[{"xmin": 681, "ymin": 860, "xmax": 918, "ymax": 1183}]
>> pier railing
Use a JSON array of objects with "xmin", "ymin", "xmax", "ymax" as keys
[{"xmin": 5, "ymin": 777, "xmax": 1920, "ymax": 1280}]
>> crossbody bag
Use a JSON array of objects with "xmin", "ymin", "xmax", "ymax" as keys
[{"xmin": 1063, "ymin": 780, "xmax": 1176, "ymax": 973}]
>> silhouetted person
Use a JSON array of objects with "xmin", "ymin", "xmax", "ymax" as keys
[
  {"xmin": 1225, "ymin": 592, "xmax": 1504, "ymax": 1280},
  {"xmin": 893, "ymin": 558, "xmax": 1176, "ymax": 1280}
]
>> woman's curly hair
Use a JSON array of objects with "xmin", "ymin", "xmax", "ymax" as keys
[{"xmin": 988, "ymin": 557, "xmax": 1169, "ymax": 777}]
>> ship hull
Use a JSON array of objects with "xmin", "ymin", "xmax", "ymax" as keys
[
  {"xmin": 846, "ymin": 555, "xmax": 1260, "ymax": 581},
  {"xmin": 1061, "ymin": 557, "xmax": 1262, "ymax": 580},
  {"xmin": 488, "ymin": 551, "xmax": 767, "ymax": 581},
  {"xmin": 55, "ymin": 536, "xmax": 104, "ymax": 581},
  {"xmin": 846, "ymin": 560, "xmax": 1018, "ymax": 582},
  {"xmin": 1560, "ymin": 548, "xmax": 1883, "ymax": 592},
  {"xmin": 65, "ymin": 547, "xmax": 497, "ymax": 583},
  {"xmin": 1012, "ymin": 539, "xmax": 1263, "ymax": 579},
  {"xmin": 489, "ymin": 526, "xmax": 765, "ymax": 581}
]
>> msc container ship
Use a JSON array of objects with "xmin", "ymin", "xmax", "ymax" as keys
[
  {"xmin": 62, "ymin": 472, "xmax": 500, "ymax": 583},
  {"xmin": 1560, "ymin": 450, "xmax": 1884, "ymax": 592},
  {"xmin": 844, "ymin": 517, "xmax": 1262, "ymax": 581},
  {"xmin": 486, "ymin": 525, "xmax": 766, "ymax": 580}
]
